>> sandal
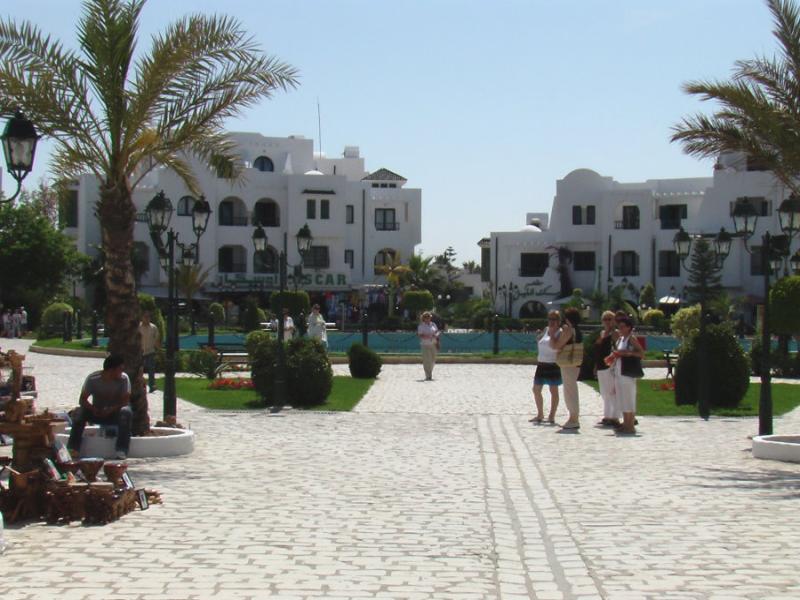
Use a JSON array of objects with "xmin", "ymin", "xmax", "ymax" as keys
[{"xmin": 529, "ymin": 416, "xmax": 544, "ymax": 424}]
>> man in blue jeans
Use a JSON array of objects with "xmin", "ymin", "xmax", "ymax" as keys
[{"xmin": 68, "ymin": 354, "xmax": 132, "ymax": 460}]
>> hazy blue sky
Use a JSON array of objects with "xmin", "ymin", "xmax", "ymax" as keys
[{"xmin": 1, "ymin": 1, "xmax": 779, "ymax": 261}]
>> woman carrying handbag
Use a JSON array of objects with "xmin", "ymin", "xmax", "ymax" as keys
[{"xmin": 552, "ymin": 307, "xmax": 583, "ymax": 430}]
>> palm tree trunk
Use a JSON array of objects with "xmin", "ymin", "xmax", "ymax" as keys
[{"xmin": 98, "ymin": 178, "xmax": 150, "ymax": 436}]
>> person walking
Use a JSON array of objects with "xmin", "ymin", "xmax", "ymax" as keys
[
  {"xmin": 67, "ymin": 354, "xmax": 133, "ymax": 460},
  {"xmin": 138, "ymin": 311, "xmax": 161, "ymax": 393},
  {"xmin": 417, "ymin": 311, "xmax": 440, "ymax": 381},
  {"xmin": 531, "ymin": 310, "xmax": 562, "ymax": 424},
  {"xmin": 306, "ymin": 304, "xmax": 328, "ymax": 349},
  {"xmin": 552, "ymin": 307, "xmax": 582, "ymax": 430},
  {"xmin": 609, "ymin": 314, "xmax": 645, "ymax": 435},
  {"xmin": 19, "ymin": 307, "xmax": 27, "ymax": 337},
  {"xmin": 595, "ymin": 310, "xmax": 620, "ymax": 427},
  {"xmin": 281, "ymin": 308, "xmax": 295, "ymax": 341}
]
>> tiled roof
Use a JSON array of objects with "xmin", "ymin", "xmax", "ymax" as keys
[{"xmin": 362, "ymin": 168, "xmax": 406, "ymax": 182}]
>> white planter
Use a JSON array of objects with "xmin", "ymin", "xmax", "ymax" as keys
[
  {"xmin": 752, "ymin": 434, "xmax": 800, "ymax": 463},
  {"xmin": 56, "ymin": 426, "xmax": 195, "ymax": 459}
]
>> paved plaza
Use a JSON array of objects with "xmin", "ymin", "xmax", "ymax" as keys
[{"xmin": 2, "ymin": 338, "xmax": 800, "ymax": 599}]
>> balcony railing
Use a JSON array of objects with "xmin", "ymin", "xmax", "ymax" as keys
[
  {"xmin": 375, "ymin": 222, "xmax": 400, "ymax": 231},
  {"xmin": 614, "ymin": 218, "xmax": 640, "ymax": 230},
  {"xmin": 219, "ymin": 216, "xmax": 250, "ymax": 227}
]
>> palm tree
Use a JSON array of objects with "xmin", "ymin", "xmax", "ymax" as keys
[
  {"xmin": 175, "ymin": 263, "xmax": 213, "ymax": 335},
  {"xmin": 671, "ymin": 0, "xmax": 800, "ymax": 194},
  {"xmin": 407, "ymin": 254, "xmax": 444, "ymax": 291},
  {"xmin": 0, "ymin": 0, "xmax": 298, "ymax": 433},
  {"xmin": 375, "ymin": 255, "xmax": 411, "ymax": 317}
]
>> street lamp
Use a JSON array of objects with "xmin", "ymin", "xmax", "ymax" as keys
[
  {"xmin": 146, "ymin": 190, "xmax": 210, "ymax": 421},
  {"xmin": 731, "ymin": 196, "xmax": 800, "ymax": 436},
  {"xmin": 497, "ymin": 282, "xmax": 519, "ymax": 316},
  {"xmin": 251, "ymin": 222, "xmax": 313, "ymax": 411},
  {"xmin": 1, "ymin": 110, "xmax": 40, "ymax": 204},
  {"xmin": 673, "ymin": 226, "xmax": 733, "ymax": 420}
]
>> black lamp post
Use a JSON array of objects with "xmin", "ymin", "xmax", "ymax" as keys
[
  {"xmin": 673, "ymin": 226, "xmax": 732, "ymax": 420},
  {"xmin": 1, "ymin": 110, "xmax": 39, "ymax": 204},
  {"xmin": 146, "ymin": 190, "xmax": 211, "ymax": 420},
  {"xmin": 731, "ymin": 197, "xmax": 800, "ymax": 436},
  {"xmin": 252, "ymin": 222, "xmax": 313, "ymax": 411},
  {"xmin": 497, "ymin": 283, "xmax": 519, "ymax": 317}
]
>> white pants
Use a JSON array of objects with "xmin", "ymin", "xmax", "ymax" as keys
[
  {"xmin": 561, "ymin": 366, "xmax": 580, "ymax": 421},
  {"xmin": 616, "ymin": 374, "xmax": 637, "ymax": 413},
  {"xmin": 597, "ymin": 368, "xmax": 620, "ymax": 419}
]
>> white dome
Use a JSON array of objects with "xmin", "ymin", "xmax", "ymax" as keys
[
  {"xmin": 304, "ymin": 169, "xmax": 324, "ymax": 176},
  {"xmin": 520, "ymin": 224, "xmax": 542, "ymax": 232}
]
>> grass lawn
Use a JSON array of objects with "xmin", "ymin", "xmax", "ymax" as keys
[
  {"xmin": 582, "ymin": 379, "xmax": 800, "ymax": 417},
  {"xmin": 33, "ymin": 337, "xmax": 101, "ymax": 351},
  {"xmin": 168, "ymin": 375, "xmax": 374, "ymax": 411}
]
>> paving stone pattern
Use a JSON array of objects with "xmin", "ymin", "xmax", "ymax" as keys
[{"xmin": 2, "ymin": 339, "xmax": 800, "ymax": 599}]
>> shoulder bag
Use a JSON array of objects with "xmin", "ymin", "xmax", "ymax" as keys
[{"xmin": 556, "ymin": 341, "xmax": 584, "ymax": 368}]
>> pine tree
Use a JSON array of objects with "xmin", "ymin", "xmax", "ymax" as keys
[{"xmin": 685, "ymin": 238, "xmax": 722, "ymax": 306}]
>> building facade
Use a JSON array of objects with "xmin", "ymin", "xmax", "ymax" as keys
[
  {"xmin": 63, "ymin": 132, "xmax": 422, "ymax": 318},
  {"xmin": 483, "ymin": 154, "xmax": 790, "ymax": 320}
]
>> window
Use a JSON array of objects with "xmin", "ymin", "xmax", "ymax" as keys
[
  {"xmin": 307, "ymin": 199, "xmax": 316, "ymax": 219},
  {"xmin": 253, "ymin": 156, "xmax": 274, "ymax": 172},
  {"xmin": 59, "ymin": 190, "xmax": 78, "ymax": 228},
  {"xmin": 346, "ymin": 204, "xmax": 354, "ymax": 224},
  {"xmin": 253, "ymin": 200, "xmax": 279, "ymax": 227},
  {"xmin": 320, "ymin": 199, "xmax": 330, "ymax": 220},
  {"xmin": 573, "ymin": 251, "xmax": 595, "ymax": 271},
  {"xmin": 375, "ymin": 208, "xmax": 397, "ymax": 231},
  {"xmin": 305, "ymin": 245, "xmax": 330, "ymax": 269},
  {"xmin": 374, "ymin": 248, "xmax": 397, "ymax": 274},
  {"xmin": 732, "ymin": 197, "xmax": 771, "ymax": 217},
  {"xmin": 519, "ymin": 253, "xmax": 549, "ymax": 277},
  {"xmin": 177, "ymin": 195, "xmax": 195, "ymax": 216},
  {"xmin": 586, "ymin": 205, "xmax": 596, "ymax": 225},
  {"xmin": 658, "ymin": 250, "xmax": 681, "ymax": 277},
  {"xmin": 254, "ymin": 247, "xmax": 278, "ymax": 273},
  {"xmin": 218, "ymin": 199, "xmax": 248, "ymax": 226},
  {"xmin": 132, "ymin": 242, "xmax": 149, "ymax": 282},
  {"xmin": 345, "ymin": 249, "xmax": 354, "ymax": 269},
  {"xmin": 616, "ymin": 205, "xmax": 640, "ymax": 230},
  {"xmin": 751, "ymin": 246, "xmax": 765, "ymax": 276},
  {"xmin": 480, "ymin": 247, "xmax": 491, "ymax": 282},
  {"xmin": 659, "ymin": 204, "xmax": 687, "ymax": 230},
  {"xmin": 218, "ymin": 201, "xmax": 233, "ymax": 226},
  {"xmin": 613, "ymin": 251, "xmax": 639, "ymax": 276},
  {"xmin": 218, "ymin": 246, "xmax": 246, "ymax": 273},
  {"xmin": 572, "ymin": 205, "xmax": 582, "ymax": 225}
]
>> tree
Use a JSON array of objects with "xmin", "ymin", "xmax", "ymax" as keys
[
  {"xmin": 0, "ymin": 0, "xmax": 298, "ymax": 434},
  {"xmin": 0, "ymin": 201, "xmax": 88, "ymax": 326},
  {"xmin": 639, "ymin": 283, "xmax": 656, "ymax": 309},
  {"xmin": 434, "ymin": 246, "xmax": 459, "ymax": 283},
  {"xmin": 462, "ymin": 260, "xmax": 480, "ymax": 274},
  {"xmin": 175, "ymin": 262, "xmax": 213, "ymax": 334},
  {"xmin": 685, "ymin": 238, "xmax": 723, "ymax": 307},
  {"xmin": 671, "ymin": 0, "xmax": 800, "ymax": 195},
  {"xmin": 375, "ymin": 255, "xmax": 411, "ymax": 317},
  {"xmin": 407, "ymin": 254, "xmax": 446, "ymax": 294}
]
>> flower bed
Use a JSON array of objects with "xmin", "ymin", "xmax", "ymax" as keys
[{"xmin": 208, "ymin": 378, "xmax": 254, "ymax": 391}]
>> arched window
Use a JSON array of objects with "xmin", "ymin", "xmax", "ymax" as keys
[
  {"xmin": 218, "ymin": 245, "xmax": 247, "ymax": 273},
  {"xmin": 373, "ymin": 248, "xmax": 397, "ymax": 274},
  {"xmin": 177, "ymin": 195, "xmax": 195, "ymax": 216},
  {"xmin": 218, "ymin": 197, "xmax": 248, "ymax": 226},
  {"xmin": 253, "ymin": 156, "xmax": 274, "ymax": 172},
  {"xmin": 254, "ymin": 246, "xmax": 278, "ymax": 273},
  {"xmin": 253, "ymin": 198, "xmax": 280, "ymax": 227}
]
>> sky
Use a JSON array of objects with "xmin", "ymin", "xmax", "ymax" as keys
[{"xmin": 0, "ymin": 0, "xmax": 780, "ymax": 262}]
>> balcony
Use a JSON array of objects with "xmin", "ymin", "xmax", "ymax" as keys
[
  {"xmin": 614, "ymin": 218, "xmax": 640, "ymax": 230},
  {"xmin": 375, "ymin": 222, "xmax": 400, "ymax": 231}
]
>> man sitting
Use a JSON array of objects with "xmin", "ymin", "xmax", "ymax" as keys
[{"xmin": 68, "ymin": 354, "xmax": 132, "ymax": 460}]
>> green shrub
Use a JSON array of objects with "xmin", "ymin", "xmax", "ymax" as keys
[
  {"xmin": 402, "ymin": 290, "xmax": 434, "ymax": 316},
  {"xmin": 209, "ymin": 302, "xmax": 225, "ymax": 325},
  {"xmin": 38, "ymin": 302, "xmax": 73, "ymax": 339},
  {"xmin": 250, "ymin": 337, "xmax": 332, "ymax": 407},
  {"xmin": 671, "ymin": 305, "xmax": 700, "ymax": 343},
  {"xmin": 770, "ymin": 275, "xmax": 800, "ymax": 336},
  {"xmin": 242, "ymin": 296, "xmax": 266, "ymax": 333},
  {"xmin": 245, "ymin": 329, "xmax": 272, "ymax": 357},
  {"xmin": 154, "ymin": 349, "xmax": 188, "ymax": 373},
  {"xmin": 270, "ymin": 290, "xmax": 310, "ymax": 316},
  {"xmin": 138, "ymin": 293, "xmax": 165, "ymax": 341},
  {"xmin": 675, "ymin": 323, "xmax": 750, "ymax": 408},
  {"xmin": 750, "ymin": 338, "xmax": 800, "ymax": 377},
  {"xmin": 186, "ymin": 348, "xmax": 219, "ymax": 379},
  {"xmin": 379, "ymin": 315, "xmax": 403, "ymax": 330},
  {"xmin": 642, "ymin": 308, "xmax": 667, "ymax": 332},
  {"xmin": 347, "ymin": 343, "xmax": 382, "ymax": 378}
]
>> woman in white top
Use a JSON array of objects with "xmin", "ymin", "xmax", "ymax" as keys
[
  {"xmin": 282, "ymin": 308, "xmax": 295, "ymax": 342},
  {"xmin": 306, "ymin": 304, "xmax": 328, "ymax": 349},
  {"xmin": 416, "ymin": 311, "xmax": 440, "ymax": 381},
  {"xmin": 608, "ymin": 314, "xmax": 644, "ymax": 435},
  {"xmin": 531, "ymin": 310, "xmax": 562, "ymax": 424}
]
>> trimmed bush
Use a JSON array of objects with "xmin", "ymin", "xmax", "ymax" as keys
[
  {"xmin": 347, "ymin": 343, "xmax": 382, "ymax": 379},
  {"xmin": 670, "ymin": 305, "xmax": 700, "ymax": 343},
  {"xmin": 38, "ymin": 302, "xmax": 73, "ymax": 339},
  {"xmin": 242, "ymin": 296, "xmax": 266, "ymax": 333},
  {"xmin": 245, "ymin": 330, "xmax": 271, "ymax": 357},
  {"xmin": 270, "ymin": 290, "xmax": 310, "ymax": 316},
  {"xmin": 250, "ymin": 337, "xmax": 332, "ymax": 407},
  {"xmin": 675, "ymin": 323, "xmax": 749, "ymax": 408},
  {"xmin": 642, "ymin": 308, "xmax": 667, "ymax": 332},
  {"xmin": 186, "ymin": 348, "xmax": 219, "ymax": 379},
  {"xmin": 209, "ymin": 302, "xmax": 225, "ymax": 325},
  {"xmin": 402, "ymin": 290, "xmax": 434, "ymax": 316}
]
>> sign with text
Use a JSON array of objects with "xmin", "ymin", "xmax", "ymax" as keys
[{"xmin": 212, "ymin": 272, "xmax": 350, "ymax": 291}]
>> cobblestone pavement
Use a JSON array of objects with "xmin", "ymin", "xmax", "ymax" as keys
[{"xmin": 2, "ymin": 339, "xmax": 800, "ymax": 599}]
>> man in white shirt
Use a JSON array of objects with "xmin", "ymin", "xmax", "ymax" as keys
[{"xmin": 138, "ymin": 312, "xmax": 161, "ymax": 393}]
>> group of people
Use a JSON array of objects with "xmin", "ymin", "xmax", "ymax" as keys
[
  {"xmin": 1, "ymin": 307, "xmax": 27, "ymax": 338},
  {"xmin": 275, "ymin": 304, "xmax": 329, "ymax": 347},
  {"xmin": 532, "ymin": 308, "xmax": 644, "ymax": 435}
]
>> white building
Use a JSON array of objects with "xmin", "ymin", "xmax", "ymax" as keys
[
  {"xmin": 61, "ymin": 132, "xmax": 421, "ymax": 316},
  {"xmin": 482, "ymin": 154, "xmax": 791, "ymax": 320}
]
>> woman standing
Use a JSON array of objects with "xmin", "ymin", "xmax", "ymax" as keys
[
  {"xmin": 610, "ymin": 315, "xmax": 644, "ymax": 435},
  {"xmin": 552, "ymin": 307, "xmax": 582, "ymax": 429},
  {"xmin": 417, "ymin": 311, "xmax": 440, "ymax": 381},
  {"xmin": 531, "ymin": 310, "xmax": 562, "ymax": 424},
  {"xmin": 595, "ymin": 310, "xmax": 620, "ymax": 427},
  {"xmin": 306, "ymin": 304, "xmax": 328, "ymax": 349}
]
